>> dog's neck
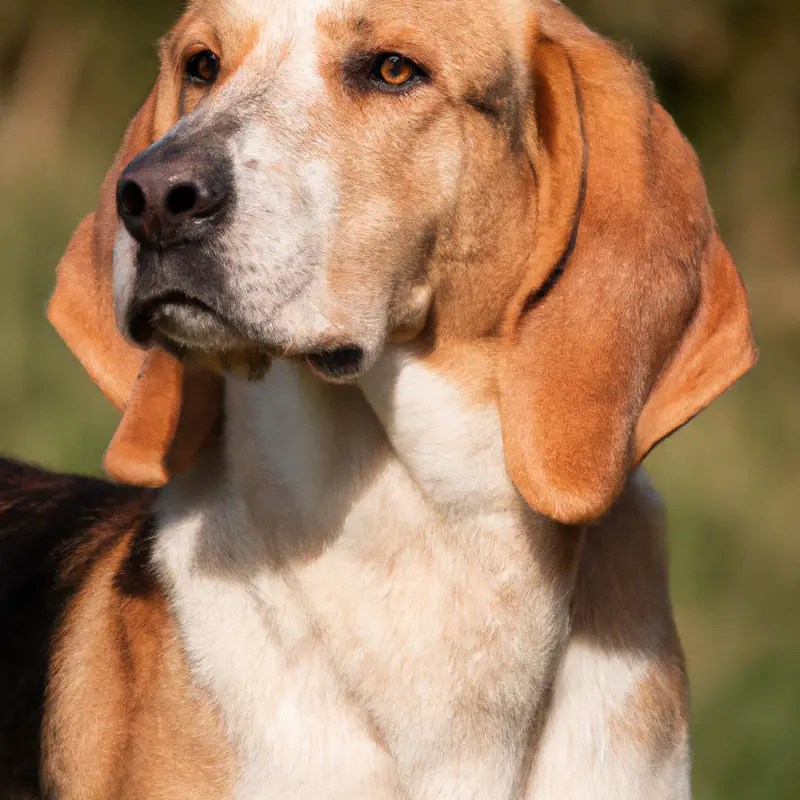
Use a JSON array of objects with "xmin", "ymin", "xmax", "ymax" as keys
[
  {"xmin": 153, "ymin": 344, "xmax": 579, "ymax": 798},
  {"xmin": 237, "ymin": 344, "xmax": 521, "ymax": 527}
]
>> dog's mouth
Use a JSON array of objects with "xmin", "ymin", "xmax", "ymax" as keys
[
  {"xmin": 128, "ymin": 291, "xmax": 242, "ymax": 350},
  {"xmin": 126, "ymin": 292, "xmax": 268, "ymax": 380},
  {"xmin": 305, "ymin": 346, "xmax": 366, "ymax": 382},
  {"xmin": 126, "ymin": 292, "xmax": 367, "ymax": 382}
]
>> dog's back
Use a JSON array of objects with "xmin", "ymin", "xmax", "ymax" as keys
[{"xmin": 0, "ymin": 459, "xmax": 150, "ymax": 799}]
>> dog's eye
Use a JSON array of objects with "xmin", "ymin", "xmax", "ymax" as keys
[
  {"xmin": 186, "ymin": 50, "xmax": 220, "ymax": 84},
  {"xmin": 369, "ymin": 53, "xmax": 424, "ymax": 89}
]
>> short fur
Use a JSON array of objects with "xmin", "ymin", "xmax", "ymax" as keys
[{"xmin": 2, "ymin": 0, "xmax": 755, "ymax": 797}]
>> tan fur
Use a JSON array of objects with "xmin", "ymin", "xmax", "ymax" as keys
[
  {"xmin": 610, "ymin": 661, "xmax": 689, "ymax": 756},
  {"xmin": 42, "ymin": 522, "xmax": 235, "ymax": 799},
  {"xmin": 42, "ymin": 0, "xmax": 756, "ymax": 796},
  {"xmin": 498, "ymin": 6, "xmax": 755, "ymax": 525}
]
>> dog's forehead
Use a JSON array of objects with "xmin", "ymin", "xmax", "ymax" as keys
[
  {"xmin": 178, "ymin": 0, "xmax": 346, "ymax": 56},
  {"xmin": 220, "ymin": 0, "xmax": 348, "ymax": 34},
  {"xmin": 179, "ymin": 0, "xmax": 527, "ymax": 61}
]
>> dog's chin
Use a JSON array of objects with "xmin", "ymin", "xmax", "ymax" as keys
[
  {"xmin": 150, "ymin": 302, "xmax": 241, "ymax": 350},
  {"xmin": 131, "ymin": 302, "xmax": 270, "ymax": 382}
]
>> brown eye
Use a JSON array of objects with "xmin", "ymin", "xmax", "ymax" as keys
[
  {"xmin": 186, "ymin": 50, "xmax": 220, "ymax": 84},
  {"xmin": 369, "ymin": 53, "xmax": 424, "ymax": 89}
]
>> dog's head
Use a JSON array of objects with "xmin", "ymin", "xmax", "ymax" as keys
[{"xmin": 49, "ymin": 0, "xmax": 755, "ymax": 523}]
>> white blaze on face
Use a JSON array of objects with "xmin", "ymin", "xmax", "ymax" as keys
[
  {"xmin": 225, "ymin": 0, "xmax": 350, "ymax": 95},
  {"xmin": 193, "ymin": 0, "xmax": 358, "ymax": 349},
  {"xmin": 227, "ymin": 0, "xmax": 346, "ymax": 39}
]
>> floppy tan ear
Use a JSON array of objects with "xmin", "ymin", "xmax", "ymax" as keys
[
  {"xmin": 47, "ymin": 89, "xmax": 222, "ymax": 486},
  {"xmin": 498, "ymin": 16, "xmax": 757, "ymax": 525}
]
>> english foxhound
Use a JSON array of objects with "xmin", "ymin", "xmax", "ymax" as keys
[{"xmin": 1, "ymin": 0, "xmax": 755, "ymax": 797}]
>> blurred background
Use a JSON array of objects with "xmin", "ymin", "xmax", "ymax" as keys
[{"xmin": 0, "ymin": 0, "xmax": 797, "ymax": 796}]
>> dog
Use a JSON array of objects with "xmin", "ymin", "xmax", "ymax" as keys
[{"xmin": 0, "ymin": 0, "xmax": 756, "ymax": 797}]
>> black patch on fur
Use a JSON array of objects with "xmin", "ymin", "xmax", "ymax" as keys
[
  {"xmin": 113, "ymin": 514, "xmax": 159, "ymax": 598},
  {"xmin": 0, "ymin": 459, "xmax": 152, "ymax": 798}
]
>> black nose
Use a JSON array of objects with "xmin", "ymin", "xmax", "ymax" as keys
[{"xmin": 117, "ymin": 141, "xmax": 232, "ymax": 249}]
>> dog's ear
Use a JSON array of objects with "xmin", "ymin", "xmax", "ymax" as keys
[
  {"xmin": 498, "ymin": 25, "xmax": 756, "ymax": 525},
  {"xmin": 48, "ymin": 89, "xmax": 223, "ymax": 486}
]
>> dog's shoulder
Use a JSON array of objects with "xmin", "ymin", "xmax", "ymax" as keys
[
  {"xmin": 0, "ymin": 457, "xmax": 155, "ymax": 594},
  {"xmin": 0, "ymin": 457, "xmax": 154, "ymax": 798}
]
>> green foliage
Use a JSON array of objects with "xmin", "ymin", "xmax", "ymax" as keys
[{"xmin": 1, "ymin": 1, "xmax": 797, "ymax": 796}]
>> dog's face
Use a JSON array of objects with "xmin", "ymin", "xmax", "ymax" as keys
[
  {"xmin": 51, "ymin": 0, "xmax": 756, "ymax": 522},
  {"xmin": 113, "ymin": 0, "xmax": 533, "ymax": 381}
]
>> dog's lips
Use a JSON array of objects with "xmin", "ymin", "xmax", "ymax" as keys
[
  {"xmin": 151, "ymin": 298, "xmax": 234, "ymax": 344},
  {"xmin": 306, "ymin": 346, "xmax": 366, "ymax": 382},
  {"xmin": 127, "ymin": 294, "xmax": 370, "ymax": 383},
  {"xmin": 129, "ymin": 293, "xmax": 234, "ymax": 347},
  {"xmin": 127, "ymin": 294, "xmax": 272, "ymax": 381}
]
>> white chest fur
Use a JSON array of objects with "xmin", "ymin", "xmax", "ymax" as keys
[{"xmin": 154, "ymin": 350, "xmax": 573, "ymax": 799}]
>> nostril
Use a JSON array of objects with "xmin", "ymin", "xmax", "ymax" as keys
[
  {"xmin": 166, "ymin": 184, "xmax": 198, "ymax": 217},
  {"xmin": 118, "ymin": 180, "xmax": 146, "ymax": 218}
]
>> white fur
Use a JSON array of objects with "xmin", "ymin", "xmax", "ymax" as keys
[
  {"xmin": 526, "ymin": 641, "xmax": 691, "ymax": 799},
  {"xmin": 359, "ymin": 347, "xmax": 518, "ymax": 514},
  {"xmin": 111, "ymin": 227, "xmax": 138, "ymax": 333},
  {"xmin": 153, "ymin": 348, "xmax": 691, "ymax": 798},
  {"xmin": 230, "ymin": 0, "xmax": 346, "ymax": 40},
  {"xmin": 155, "ymin": 354, "xmax": 572, "ymax": 799}
]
